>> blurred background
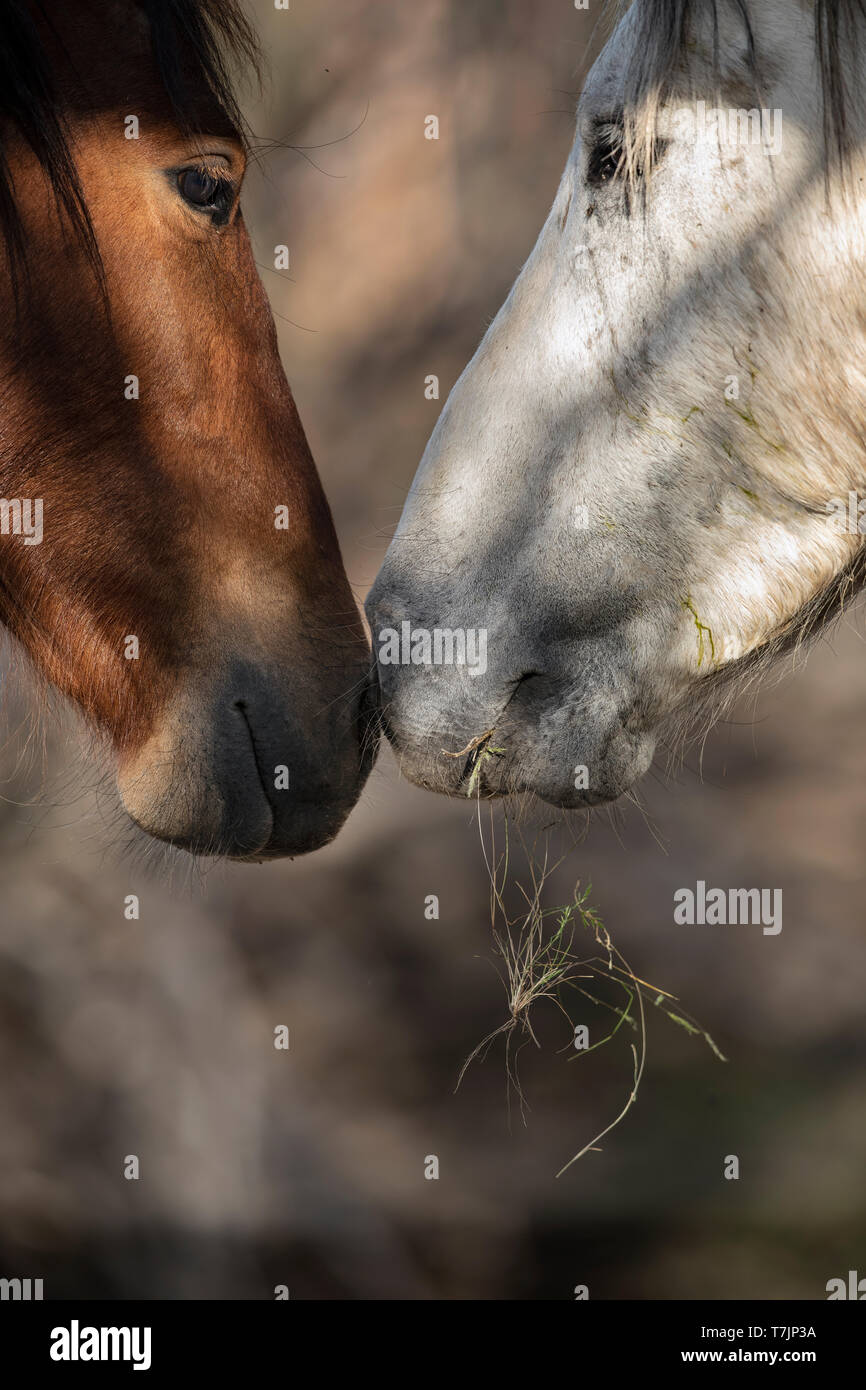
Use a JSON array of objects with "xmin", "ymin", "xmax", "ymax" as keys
[{"xmin": 1, "ymin": 0, "xmax": 864, "ymax": 1299}]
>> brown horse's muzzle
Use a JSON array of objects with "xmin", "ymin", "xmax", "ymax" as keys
[{"xmin": 116, "ymin": 658, "xmax": 378, "ymax": 859}]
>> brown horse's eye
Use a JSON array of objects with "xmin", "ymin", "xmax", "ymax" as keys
[{"xmin": 176, "ymin": 167, "xmax": 234, "ymax": 221}]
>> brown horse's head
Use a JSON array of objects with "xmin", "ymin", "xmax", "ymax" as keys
[{"xmin": 0, "ymin": 0, "xmax": 376, "ymax": 858}]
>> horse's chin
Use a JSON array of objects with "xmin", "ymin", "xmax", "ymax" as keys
[
  {"xmin": 382, "ymin": 714, "xmax": 656, "ymax": 810},
  {"xmin": 119, "ymin": 784, "xmax": 367, "ymax": 862}
]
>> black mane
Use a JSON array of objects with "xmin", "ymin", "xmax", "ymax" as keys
[{"xmin": 0, "ymin": 0, "xmax": 259, "ymax": 281}]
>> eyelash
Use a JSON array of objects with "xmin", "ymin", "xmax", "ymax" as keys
[
  {"xmin": 585, "ymin": 117, "xmax": 670, "ymax": 195},
  {"xmin": 586, "ymin": 119, "xmax": 626, "ymax": 187}
]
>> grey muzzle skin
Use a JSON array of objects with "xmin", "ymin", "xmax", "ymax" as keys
[{"xmin": 364, "ymin": 587, "xmax": 657, "ymax": 809}]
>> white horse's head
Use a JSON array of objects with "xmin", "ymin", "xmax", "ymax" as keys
[{"xmin": 368, "ymin": 0, "xmax": 866, "ymax": 807}]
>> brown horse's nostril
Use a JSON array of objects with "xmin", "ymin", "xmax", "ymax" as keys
[
  {"xmin": 232, "ymin": 698, "xmax": 271, "ymax": 797},
  {"xmin": 116, "ymin": 664, "xmax": 375, "ymax": 861}
]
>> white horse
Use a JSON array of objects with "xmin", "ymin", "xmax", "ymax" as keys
[{"xmin": 368, "ymin": 0, "xmax": 866, "ymax": 807}]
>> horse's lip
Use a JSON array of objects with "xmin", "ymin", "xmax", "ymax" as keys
[{"xmin": 453, "ymin": 733, "xmax": 504, "ymax": 795}]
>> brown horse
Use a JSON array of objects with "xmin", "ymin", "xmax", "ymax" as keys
[{"xmin": 0, "ymin": 0, "xmax": 376, "ymax": 859}]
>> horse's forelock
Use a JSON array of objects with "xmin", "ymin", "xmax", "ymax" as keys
[
  {"xmin": 0, "ymin": 1, "xmax": 99, "ymax": 297},
  {"xmin": 137, "ymin": 0, "xmax": 261, "ymax": 145},
  {"xmin": 0, "ymin": 0, "xmax": 261, "ymax": 293},
  {"xmin": 605, "ymin": 0, "xmax": 866, "ymax": 189}
]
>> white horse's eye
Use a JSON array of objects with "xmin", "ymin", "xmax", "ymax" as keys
[
  {"xmin": 585, "ymin": 114, "xmax": 669, "ymax": 192},
  {"xmin": 586, "ymin": 117, "xmax": 625, "ymax": 187}
]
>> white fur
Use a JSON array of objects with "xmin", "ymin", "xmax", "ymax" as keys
[{"xmin": 368, "ymin": 0, "xmax": 866, "ymax": 805}]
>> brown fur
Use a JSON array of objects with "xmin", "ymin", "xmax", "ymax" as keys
[{"xmin": 0, "ymin": 2, "xmax": 373, "ymax": 856}]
